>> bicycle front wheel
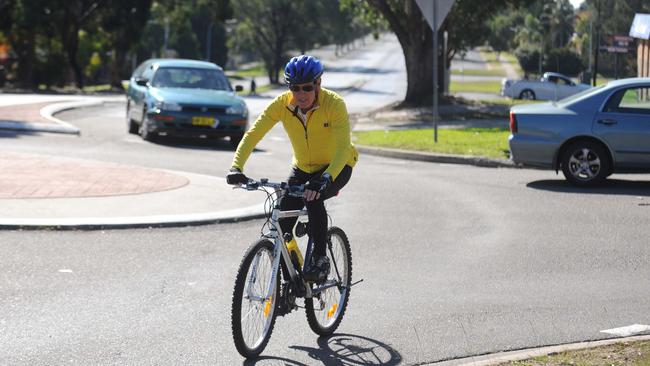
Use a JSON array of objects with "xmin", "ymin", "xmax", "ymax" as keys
[
  {"xmin": 231, "ymin": 239, "xmax": 279, "ymax": 358},
  {"xmin": 305, "ymin": 226, "xmax": 352, "ymax": 336}
]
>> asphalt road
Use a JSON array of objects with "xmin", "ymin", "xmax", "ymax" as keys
[{"xmin": 2, "ymin": 101, "xmax": 650, "ymax": 365}]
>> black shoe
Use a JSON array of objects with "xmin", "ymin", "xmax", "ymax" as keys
[{"xmin": 304, "ymin": 256, "xmax": 330, "ymax": 283}]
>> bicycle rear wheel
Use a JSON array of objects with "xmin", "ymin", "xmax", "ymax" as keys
[
  {"xmin": 305, "ymin": 226, "xmax": 352, "ymax": 336},
  {"xmin": 231, "ymin": 239, "xmax": 279, "ymax": 358}
]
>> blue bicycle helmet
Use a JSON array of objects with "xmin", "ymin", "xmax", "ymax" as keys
[{"xmin": 284, "ymin": 55, "xmax": 323, "ymax": 85}]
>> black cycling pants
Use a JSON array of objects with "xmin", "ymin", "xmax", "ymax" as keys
[{"xmin": 279, "ymin": 165, "xmax": 352, "ymax": 258}]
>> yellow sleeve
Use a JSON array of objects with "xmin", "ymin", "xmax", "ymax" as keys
[
  {"xmin": 324, "ymin": 97, "xmax": 351, "ymax": 180},
  {"xmin": 231, "ymin": 95, "xmax": 283, "ymax": 171}
]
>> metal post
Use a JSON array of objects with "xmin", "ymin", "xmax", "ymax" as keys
[{"xmin": 432, "ymin": 0, "xmax": 438, "ymax": 143}]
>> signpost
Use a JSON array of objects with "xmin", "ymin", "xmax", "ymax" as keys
[{"xmin": 415, "ymin": 0, "xmax": 455, "ymax": 143}]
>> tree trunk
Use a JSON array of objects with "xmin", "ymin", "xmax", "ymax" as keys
[
  {"xmin": 66, "ymin": 31, "xmax": 84, "ymax": 89},
  {"xmin": 12, "ymin": 33, "xmax": 36, "ymax": 88},
  {"xmin": 110, "ymin": 48, "xmax": 125, "ymax": 89},
  {"xmin": 366, "ymin": 0, "xmax": 436, "ymax": 107},
  {"xmin": 402, "ymin": 37, "xmax": 434, "ymax": 106}
]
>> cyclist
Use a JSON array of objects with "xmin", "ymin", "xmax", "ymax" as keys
[{"xmin": 226, "ymin": 55, "xmax": 358, "ymax": 282}]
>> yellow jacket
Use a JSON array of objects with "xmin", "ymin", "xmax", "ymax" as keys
[{"xmin": 231, "ymin": 87, "xmax": 358, "ymax": 180}]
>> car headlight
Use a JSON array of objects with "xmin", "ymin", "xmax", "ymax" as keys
[
  {"xmin": 226, "ymin": 104, "xmax": 247, "ymax": 117},
  {"xmin": 154, "ymin": 101, "xmax": 182, "ymax": 112}
]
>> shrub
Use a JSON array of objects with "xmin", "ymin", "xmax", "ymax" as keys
[{"xmin": 543, "ymin": 48, "xmax": 584, "ymax": 76}]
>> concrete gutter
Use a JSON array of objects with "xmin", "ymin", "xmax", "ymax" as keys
[
  {"xmin": 427, "ymin": 335, "xmax": 650, "ymax": 365},
  {"xmin": 0, "ymin": 96, "xmax": 124, "ymax": 135},
  {"xmin": 0, "ymin": 204, "xmax": 267, "ymax": 231},
  {"xmin": 356, "ymin": 145, "xmax": 517, "ymax": 169}
]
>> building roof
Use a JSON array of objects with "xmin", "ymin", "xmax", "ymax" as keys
[{"xmin": 630, "ymin": 14, "xmax": 650, "ymax": 39}]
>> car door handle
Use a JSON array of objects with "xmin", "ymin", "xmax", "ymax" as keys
[{"xmin": 598, "ymin": 119, "xmax": 618, "ymax": 125}]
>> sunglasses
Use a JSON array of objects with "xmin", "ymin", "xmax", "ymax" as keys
[{"xmin": 289, "ymin": 84, "xmax": 315, "ymax": 92}]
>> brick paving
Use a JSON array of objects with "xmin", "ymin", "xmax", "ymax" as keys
[
  {"xmin": 0, "ymin": 152, "xmax": 189, "ymax": 199},
  {"xmin": 0, "ymin": 102, "xmax": 57, "ymax": 124}
]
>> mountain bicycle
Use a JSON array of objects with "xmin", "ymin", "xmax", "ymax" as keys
[{"xmin": 230, "ymin": 178, "xmax": 360, "ymax": 359}]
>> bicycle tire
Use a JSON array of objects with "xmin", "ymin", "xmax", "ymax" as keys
[
  {"xmin": 231, "ymin": 239, "xmax": 280, "ymax": 358},
  {"xmin": 305, "ymin": 227, "xmax": 352, "ymax": 336}
]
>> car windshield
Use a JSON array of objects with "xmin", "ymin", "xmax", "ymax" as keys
[
  {"xmin": 151, "ymin": 67, "xmax": 232, "ymax": 91},
  {"xmin": 555, "ymin": 84, "xmax": 605, "ymax": 107}
]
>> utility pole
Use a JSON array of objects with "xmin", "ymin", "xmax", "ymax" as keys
[{"xmin": 432, "ymin": 0, "xmax": 438, "ymax": 143}]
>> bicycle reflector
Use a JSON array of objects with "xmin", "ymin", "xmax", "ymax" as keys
[
  {"xmin": 327, "ymin": 303, "xmax": 338, "ymax": 318},
  {"xmin": 264, "ymin": 296, "xmax": 273, "ymax": 317}
]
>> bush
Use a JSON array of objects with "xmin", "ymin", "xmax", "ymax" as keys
[
  {"xmin": 514, "ymin": 47, "xmax": 540, "ymax": 78},
  {"xmin": 543, "ymin": 48, "xmax": 584, "ymax": 76}
]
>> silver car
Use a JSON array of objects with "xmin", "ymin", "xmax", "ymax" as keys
[{"xmin": 509, "ymin": 77, "xmax": 650, "ymax": 186}]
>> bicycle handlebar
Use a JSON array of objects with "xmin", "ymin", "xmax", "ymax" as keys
[{"xmin": 234, "ymin": 178, "xmax": 305, "ymax": 198}]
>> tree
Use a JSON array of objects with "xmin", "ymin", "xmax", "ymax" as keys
[
  {"xmin": 487, "ymin": 14, "xmax": 518, "ymax": 60},
  {"xmin": 54, "ymin": 0, "xmax": 105, "ymax": 89},
  {"xmin": 361, "ymin": 0, "xmax": 532, "ymax": 106},
  {"xmin": 99, "ymin": 0, "xmax": 152, "ymax": 89},
  {"xmin": 232, "ymin": 0, "xmax": 299, "ymax": 84}
]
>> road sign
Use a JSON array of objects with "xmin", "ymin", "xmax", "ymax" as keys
[
  {"xmin": 415, "ymin": 0, "xmax": 455, "ymax": 31},
  {"xmin": 600, "ymin": 35, "xmax": 635, "ymax": 54},
  {"xmin": 630, "ymin": 13, "xmax": 650, "ymax": 39},
  {"xmin": 415, "ymin": 0, "xmax": 455, "ymax": 143}
]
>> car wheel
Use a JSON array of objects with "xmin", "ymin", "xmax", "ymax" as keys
[
  {"xmin": 561, "ymin": 141, "xmax": 610, "ymax": 186},
  {"xmin": 126, "ymin": 101, "xmax": 138, "ymax": 134},
  {"xmin": 230, "ymin": 133, "xmax": 244, "ymax": 149},
  {"xmin": 139, "ymin": 107, "xmax": 156, "ymax": 142},
  {"xmin": 519, "ymin": 89, "xmax": 536, "ymax": 100}
]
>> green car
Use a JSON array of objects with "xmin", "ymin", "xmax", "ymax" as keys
[{"xmin": 126, "ymin": 59, "xmax": 248, "ymax": 148}]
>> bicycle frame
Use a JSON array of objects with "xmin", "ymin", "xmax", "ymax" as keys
[{"xmin": 247, "ymin": 187, "xmax": 314, "ymax": 303}]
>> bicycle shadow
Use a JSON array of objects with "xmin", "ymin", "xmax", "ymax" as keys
[{"xmin": 242, "ymin": 333, "xmax": 402, "ymax": 365}]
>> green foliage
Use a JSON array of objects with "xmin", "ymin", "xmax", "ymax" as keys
[
  {"xmin": 232, "ymin": 0, "xmax": 369, "ymax": 84},
  {"xmin": 514, "ymin": 46, "xmax": 540, "ymax": 77},
  {"xmin": 487, "ymin": 14, "xmax": 517, "ymax": 56},
  {"xmin": 543, "ymin": 47, "xmax": 584, "ymax": 76}
]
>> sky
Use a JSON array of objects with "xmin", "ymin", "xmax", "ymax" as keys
[{"xmin": 569, "ymin": 0, "xmax": 585, "ymax": 10}]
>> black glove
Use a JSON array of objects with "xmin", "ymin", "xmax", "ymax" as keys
[
  {"xmin": 226, "ymin": 167, "xmax": 248, "ymax": 185},
  {"xmin": 305, "ymin": 173, "xmax": 332, "ymax": 195}
]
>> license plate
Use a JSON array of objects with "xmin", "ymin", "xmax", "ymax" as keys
[{"xmin": 192, "ymin": 116, "xmax": 216, "ymax": 126}]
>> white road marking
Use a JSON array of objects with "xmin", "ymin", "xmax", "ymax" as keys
[
  {"xmin": 123, "ymin": 137, "xmax": 146, "ymax": 144},
  {"xmin": 58, "ymin": 269, "xmax": 73, "ymax": 273},
  {"xmin": 600, "ymin": 324, "xmax": 650, "ymax": 337}
]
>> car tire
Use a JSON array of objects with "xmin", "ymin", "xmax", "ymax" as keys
[
  {"xmin": 561, "ymin": 140, "xmax": 610, "ymax": 187},
  {"xmin": 230, "ymin": 133, "xmax": 244, "ymax": 149},
  {"xmin": 139, "ymin": 107, "xmax": 156, "ymax": 142},
  {"xmin": 126, "ymin": 101, "xmax": 138, "ymax": 134},
  {"xmin": 519, "ymin": 89, "xmax": 536, "ymax": 100}
]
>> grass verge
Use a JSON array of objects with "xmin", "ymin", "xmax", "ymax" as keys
[
  {"xmin": 237, "ymin": 83, "xmax": 275, "ymax": 96},
  {"xmin": 353, "ymin": 128, "xmax": 510, "ymax": 159},
  {"xmin": 450, "ymin": 80, "xmax": 502, "ymax": 94},
  {"xmin": 500, "ymin": 340, "xmax": 650, "ymax": 366},
  {"xmin": 451, "ymin": 68, "xmax": 506, "ymax": 77}
]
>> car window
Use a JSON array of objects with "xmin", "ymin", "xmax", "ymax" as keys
[
  {"xmin": 558, "ymin": 78, "xmax": 572, "ymax": 86},
  {"xmin": 605, "ymin": 87, "xmax": 650, "ymax": 115},
  {"xmin": 141, "ymin": 65, "xmax": 155, "ymax": 81},
  {"xmin": 132, "ymin": 62, "xmax": 149, "ymax": 78},
  {"xmin": 151, "ymin": 67, "xmax": 232, "ymax": 90},
  {"xmin": 547, "ymin": 75, "xmax": 558, "ymax": 83}
]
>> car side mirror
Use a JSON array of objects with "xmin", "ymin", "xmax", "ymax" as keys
[
  {"xmin": 235, "ymin": 85, "xmax": 243, "ymax": 92},
  {"xmin": 135, "ymin": 77, "xmax": 149, "ymax": 87}
]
